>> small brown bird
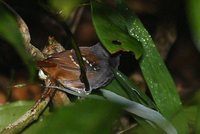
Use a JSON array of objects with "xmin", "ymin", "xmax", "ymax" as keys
[{"xmin": 37, "ymin": 43, "xmax": 119, "ymax": 96}]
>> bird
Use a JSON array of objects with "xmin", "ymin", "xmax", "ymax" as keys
[{"xmin": 37, "ymin": 43, "xmax": 119, "ymax": 96}]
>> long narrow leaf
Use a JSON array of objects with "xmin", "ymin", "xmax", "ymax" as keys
[
  {"xmin": 104, "ymin": 78, "xmax": 160, "ymax": 133},
  {"xmin": 91, "ymin": 0, "xmax": 188, "ymax": 133},
  {"xmin": 116, "ymin": 1, "xmax": 188, "ymax": 133},
  {"xmin": 116, "ymin": 0, "xmax": 180, "ymax": 117},
  {"xmin": 101, "ymin": 89, "xmax": 177, "ymax": 134},
  {"xmin": 91, "ymin": 0, "xmax": 143, "ymax": 59},
  {"xmin": 113, "ymin": 69, "xmax": 156, "ymax": 109}
]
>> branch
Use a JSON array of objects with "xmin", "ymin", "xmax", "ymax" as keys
[
  {"xmin": 17, "ymin": 14, "xmax": 70, "ymax": 107},
  {"xmin": 69, "ymin": 7, "xmax": 85, "ymax": 33},
  {"xmin": 0, "ymin": 4, "xmax": 71, "ymax": 134},
  {"xmin": 17, "ymin": 17, "xmax": 45, "ymax": 60},
  {"xmin": 0, "ymin": 85, "xmax": 56, "ymax": 134}
]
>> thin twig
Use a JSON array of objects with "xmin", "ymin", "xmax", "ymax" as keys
[
  {"xmin": 116, "ymin": 124, "xmax": 137, "ymax": 134},
  {"xmin": 71, "ymin": 38, "xmax": 90, "ymax": 91},
  {"xmin": 17, "ymin": 17, "xmax": 45, "ymax": 60},
  {"xmin": 70, "ymin": 7, "xmax": 84, "ymax": 33}
]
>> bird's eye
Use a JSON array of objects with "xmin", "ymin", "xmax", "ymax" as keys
[{"xmin": 38, "ymin": 70, "xmax": 48, "ymax": 80}]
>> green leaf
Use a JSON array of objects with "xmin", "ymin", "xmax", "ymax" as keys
[
  {"xmin": 104, "ymin": 79, "xmax": 130, "ymax": 99},
  {"xmin": 91, "ymin": 0, "xmax": 188, "ymax": 133},
  {"xmin": 50, "ymin": 0, "xmax": 84, "ymax": 18},
  {"xmin": 101, "ymin": 90, "xmax": 177, "ymax": 134},
  {"xmin": 128, "ymin": 124, "xmax": 161, "ymax": 134},
  {"xmin": 184, "ymin": 90, "xmax": 200, "ymax": 133},
  {"xmin": 104, "ymin": 72, "xmax": 158, "ymax": 133},
  {"xmin": 187, "ymin": 0, "xmax": 200, "ymax": 51},
  {"xmin": 195, "ymin": 105, "xmax": 200, "ymax": 133},
  {"xmin": 114, "ymin": 0, "xmax": 188, "ymax": 133},
  {"xmin": 112, "ymin": 70, "xmax": 156, "ymax": 108},
  {"xmin": 116, "ymin": 0, "xmax": 180, "ymax": 117},
  {"xmin": 184, "ymin": 106, "xmax": 197, "ymax": 128},
  {"xmin": 24, "ymin": 99, "xmax": 121, "ymax": 134},
  {"xmin": 91, "ymin": 0, "xmax": 143, "ymax": 59},
  {"xmin": 0, "ymin": 2, "xmax": 36, "ymax": 80},
  {"xmin": 0, "ymin": 101, "xmax": 34, "ymax": 131}
]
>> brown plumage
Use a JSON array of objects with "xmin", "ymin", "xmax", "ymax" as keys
[{"xmin": 37, "ymin": 43, "xmax": 119, "ymax": 95}]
